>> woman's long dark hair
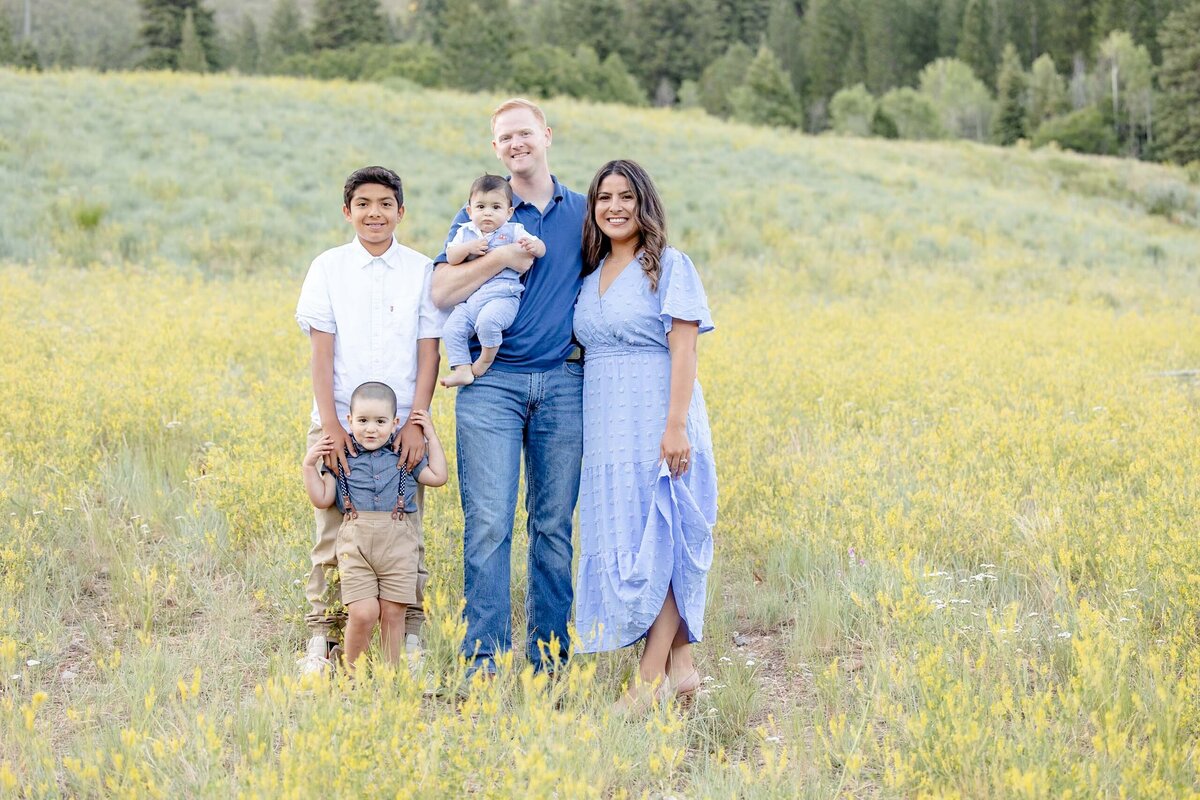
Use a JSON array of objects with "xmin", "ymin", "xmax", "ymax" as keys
[{"xmin": 581, "ymin": 159, "xmax": 668, "ymax": 292}]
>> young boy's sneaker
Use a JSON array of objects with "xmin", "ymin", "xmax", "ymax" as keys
[
  {"xmin": 297, "ymin": 634, "xmax": 334, "ymax": 676},
  {"xmin": 405, "ymin": 633, "xmax": 424, "ymax": 671}
]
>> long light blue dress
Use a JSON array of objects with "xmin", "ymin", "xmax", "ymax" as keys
[{"xmin": 573, "ymin": 246, "xmax": 717, "ymax": 653}]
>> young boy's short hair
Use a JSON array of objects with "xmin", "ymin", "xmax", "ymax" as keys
[
  {"xmin": 470, "ymin": 174, "xmax": 513, "ymax": 205},
  {"xmin": 344, "ymin": 166, "xmax": 404, "ymax": 208},
  {"xmin": 350, "ymin": 381, "xmax": 398, "ymax": 415}
]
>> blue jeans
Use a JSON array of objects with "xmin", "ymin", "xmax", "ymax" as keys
[{"xmin": 455, "ymin": 361, "xmax": 583, "ymax": 672}]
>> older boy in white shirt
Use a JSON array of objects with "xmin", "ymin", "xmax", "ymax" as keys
[{"xmin": 295, "ymin": 165, "xmax": 446, "ymax": 674}]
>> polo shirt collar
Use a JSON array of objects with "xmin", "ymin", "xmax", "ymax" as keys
[
  {"xmin": 349, "ymin": 235, "xmax": 403, "ymax": 269},
  {"xmin": 508, "ymin": 174, "xmax": 566, "ymax": 210}
]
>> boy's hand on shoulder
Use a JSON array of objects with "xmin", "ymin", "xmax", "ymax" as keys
[
  {"xmin": 303, "ymin": 435, "xmax": 335, "ymax": 468},
  {"xmin": 394, "ymin": 416, "xmax": 427, "ymax": 471},
  {"xmin": 322, "ymin": 424, "xmax": 355, "ymax": 475}
]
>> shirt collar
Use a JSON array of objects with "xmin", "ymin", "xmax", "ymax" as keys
[
  {"xmin": 508, "ymin": 174, "xmax": 566, "ymax": 209},
  {"xmin": 349, "ymin": 235, "xmax": 403, "ymax": 269}
]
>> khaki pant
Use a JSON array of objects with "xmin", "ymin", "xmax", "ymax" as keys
[{"xmin": 304, "ymin": 423, "xmax": 427, "ymax": 638}]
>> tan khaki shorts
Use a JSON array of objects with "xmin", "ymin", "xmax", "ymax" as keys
[{"xmin": 336, "ymin": 511, "xmax": 422, "ymax": 606}]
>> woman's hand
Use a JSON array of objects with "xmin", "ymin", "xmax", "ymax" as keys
[{"xmin": 659, "ymin": 422, "xmax": 691, "ymax": 479}]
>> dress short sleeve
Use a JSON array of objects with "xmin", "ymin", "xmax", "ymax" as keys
[{"xmin": 657, "ymin": 247, "xmax": 714, "ymax": 336}]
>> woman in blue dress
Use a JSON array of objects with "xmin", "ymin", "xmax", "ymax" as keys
[{"xmin": 573, "ymin": 159, "xmax": 717, "ymax": 710}]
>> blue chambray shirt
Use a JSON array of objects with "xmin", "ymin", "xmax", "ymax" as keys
[{"xmin": 325, "ymin": 435, "xmax": 428, "ymax": 514}]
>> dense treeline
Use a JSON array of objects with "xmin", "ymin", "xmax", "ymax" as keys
[{"xmin": 2, "ymin": 0, "xmax": 1198, "ymax": 162}]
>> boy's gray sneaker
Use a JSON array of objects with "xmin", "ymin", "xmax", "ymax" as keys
[
  {"xmin": 405, "ymin": 633, "xmax": 422, "ymax": 657},
  {"xmin": 297, "ymin": 634, "xmax": 333, "ymax": 677}
]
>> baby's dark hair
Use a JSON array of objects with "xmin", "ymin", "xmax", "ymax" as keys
[
  {"xmin": 470, "ymin": 174, "xmax": 512, "ymax": 205},
  {"xmin": 350, "ymin": 381, "xmax": 398, "ymax": 415},
  {"xmin": 344, "ymin": 166, "xmax": 404, "ymax": 208}
]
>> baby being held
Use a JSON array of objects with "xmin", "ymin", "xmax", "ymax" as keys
[{"xmin": 440, "ymin": 175, "xmax": 545, "ymax": 388}]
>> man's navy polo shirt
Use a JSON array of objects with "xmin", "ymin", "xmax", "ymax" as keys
[{"xmin": 435, "ymin": 175, "xmax": 584, "ymax": 373}]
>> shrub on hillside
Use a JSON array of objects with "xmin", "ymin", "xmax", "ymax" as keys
[
  {"xmin": 1026, "ymin": 54, "xmax": 1067, "ymax": 131},
  {"xmin": 1032, "ymin": 107, "xmax": 1119, "ymax": 155},
  {"xmin": 730, "ymin": 45, "xmax": 802, "ymax": 128},
  {"xmin": 699, "ymin": 41, "xmax": 754, "ymax": 118},
  {"xmin": 277, "ymin": 43, "xmax": 447, "ymax": 87},
  {"xmin": 830, "ymin": 84, "xmax": 876, "ymax": 137},
  {"xmin": 879, "ymin": 87, "xmax": 944, "ymax": 139},
  {"xmin": 918, "ymin": 57, "xmax": 993, "ymax": 141},
  {"xmin": 510, "ymin": 46, "xmax": 645, "ymax": 105}
]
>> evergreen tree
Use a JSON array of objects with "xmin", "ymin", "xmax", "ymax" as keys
[
  {"xmin": 730, "ymin": 44, "xmax": 803, "ymax": 127},
  {"xmin": 714, "ymin": 0, "xmax": 773, "ymax": 48},
  {"xmin": 766, "ymin": 0, "xmax": 805, "ymax": 100},
  {"xmin": 440, "ymin": 0, "xmax": 515, "ymax": 90},
  {"xmin": 803, "ymin": 0, "xmax": 856, "ymax": 102},
  {"xmin": 177, "ymin": 8, "xmax": 208, "ymax": 72},
  {"xmin": 993, "ymin": 42, "xmax": 1027, "ymax": 143},
  {"xmin": 232, "ymin": 14, "xmax": 259, "ymax": 74},
  {"xmin": 938, "ymin": 0, "xmax": 965, "ymax": 55},
  {"xmin": 261, "ymin": 0, "xmax": 309, "ymax": 71},
  {"xmin": 1093, "ymin": 0, "xmax": 1166, "ymax": 56},
  {"xmin": 1042, "ymin": 0, "xmax": 1097, "ymax": 68},
  {"xmin": 698, "ymin": 41, "xmax": 754, "ymax": 118},
  {"xmin": 626, "ymin": 0, "xmax": 722, "ymax": 99},
  {"xmin": 1026, "ymin": 53, "xmax": 1067, "ymax": 128},
  {"xmin": 597, "ymin": 52, "xmax": 648, "ymax": 105},
  {"xmin": 1157, "ymin": 2, "xmax": 1200, "ymax": 163},
  {"xmin": 957, "ymin": 0, "xmax": 995, "ymax": 85},
  {"xmin": 995, "ymin": 0, "xmax": 1041, "ymax": 63},
  {"xmin": 862, "ymin": 0, "xmax": 941, "ymax": 92},
  {"xmin": 559, "ymin": 0, "xmax": 627, "ymax": 60},
  {"xmin": 0, "ymin": 12, "xmax": 15, "ymax": 64},
  {"xmin": 311, "ymin": 0, "xmax": 388, "ymax": 50},
  {"xmin": 139, "ymin": 0, "xmax": 219, "ymax": 70},
  {"xmin": 412, "ymin": 0, "xmax": 447, "ymax": 45}
]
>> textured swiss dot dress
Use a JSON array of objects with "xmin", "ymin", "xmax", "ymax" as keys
[{"xmin": 572, "ymin": 246, "xmax": 717, "ymax": 652}]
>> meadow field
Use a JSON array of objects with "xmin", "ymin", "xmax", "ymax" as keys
[{"xmin": 2, "ymin": 68, "xmax": 1200, "ymax": 797}]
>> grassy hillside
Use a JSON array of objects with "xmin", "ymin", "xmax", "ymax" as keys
[{"xmin": 2, "ymin": 69, "xmax": 1200, "ymax": 797}]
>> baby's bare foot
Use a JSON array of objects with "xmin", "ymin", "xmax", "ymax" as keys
[{"xmin": 441, "ymin": 366, "xmax": 475, "ymax": 388}]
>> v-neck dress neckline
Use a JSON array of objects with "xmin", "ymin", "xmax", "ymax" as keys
[{"xmin": 597, "ymin": 254, "xmax": 637, "ymax": 301}]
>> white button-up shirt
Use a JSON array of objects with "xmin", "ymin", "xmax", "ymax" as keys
[{"xmin": 296, "ymin": 236, "xmax": 445, "ymax": 428}]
